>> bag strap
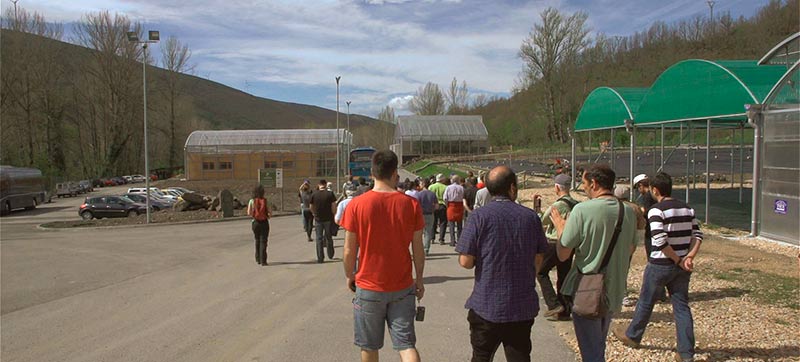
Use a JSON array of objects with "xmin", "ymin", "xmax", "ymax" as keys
[{"xmin": 598, "ymin": 200, "xmax": 625, "ymax": 271}]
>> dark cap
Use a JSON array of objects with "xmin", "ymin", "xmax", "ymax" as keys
[{"xmin": 554, "ymin": 174, "xmax": 571, "ymax": 188}]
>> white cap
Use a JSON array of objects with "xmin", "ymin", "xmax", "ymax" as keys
[
  {"xmin": 633, "ymin": 174, "xmax": 648, "ymax": 186},
  {"xmin": 436, "ymin": 173, "xmax": 444, "ymax": 182}
]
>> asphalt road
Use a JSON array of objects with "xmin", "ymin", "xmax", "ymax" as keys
[{"xmin": 0, "ymin": 187, "xmax": 575, "ymax": 362}]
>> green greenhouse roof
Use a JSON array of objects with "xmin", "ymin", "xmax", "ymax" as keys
[
  {"xmin": 574, "ymin": 87, "xmax": 648, "ymax": 131},
  {"xmin": 634, "ymin": 60, "xmax": 786, "ymax": 126}
]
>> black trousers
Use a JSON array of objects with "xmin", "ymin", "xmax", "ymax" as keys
[
  {"xmin": 468, "ymin": 309, "xmax": 534, "ymax": 362},
  {"xmin": 302, "ymin": 209, "xmax": 314, "ymax": 239},
  {"xmin": 435, "ymin": 206, "xmax": 448, "ymax": 241},
  {"xmin": 252, "ymin": 220, "xmax": 270, "ymax": 264},
  {"xmin": 536, "ymin": 243, "xmax": 572, "ymax": 311}
]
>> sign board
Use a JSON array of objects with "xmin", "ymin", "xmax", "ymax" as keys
[
  {"xmin": 276, "ymin": 168, "xmax": 283, "ymax": 189},
  {"xmin": 774, "ymin": 199, "xmax": 788, "ymax": 215},
  {"xmin": 259, "ymin": 169, "xmax": 275, "ymax": 187}
]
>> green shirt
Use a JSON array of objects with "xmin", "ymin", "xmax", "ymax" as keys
[
  {"xmin": 559, "ymin": 197, "xmax": 637, "ymax": 314},
  {"xmin": 540, "ymin": 195, "xmax": 578, "ymax": 242},
  {"xmin": 428, "ymin": 182, "xmax": 447, "ymax": 205}
]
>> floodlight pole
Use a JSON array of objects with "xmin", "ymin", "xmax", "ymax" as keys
[
  {"xmin": 707, "ymin": 0, "xmax": 715, "ymax": 27},
  {"xmin": 129, "ymin": 30, "xmax": 159, "ymax": 224},
  {"xmin": 346, "ymin": 100, "xmax": 351, "ymax": 161},
  {"xmin": 335, "ymin": 76, "xmax": 341, "ymax": 193}
]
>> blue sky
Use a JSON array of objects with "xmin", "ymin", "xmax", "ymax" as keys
[{"xmin": 7, "ymin": 0, "xmax": 769, "ymax": 118}]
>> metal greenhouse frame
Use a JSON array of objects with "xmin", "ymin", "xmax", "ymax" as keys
[{"xmin": 394, "ymin": 116, "xmax": 488, "ymax": 162}]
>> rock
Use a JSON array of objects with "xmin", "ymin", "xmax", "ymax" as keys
[
  {"xmin": 173, "ymin": 200, "xmax": 189, "ymax": 212},
  {"xmin": 219, "ymin": 189, "xmax": 234, "ymax": 218},
  {"xmin": 181, "ymin": 192, "xmax": 205, "ymax": 205}
]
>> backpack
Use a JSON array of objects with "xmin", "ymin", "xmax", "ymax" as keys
[
  {"xmin": 560, "ymin": 197, "xmax": 579, "ymax": 211},
  {"xmin": 253, "ymin": 198, "xmax": 269, "ymax": 221}
]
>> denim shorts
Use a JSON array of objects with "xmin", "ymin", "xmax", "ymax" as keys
[{"xmin": 353, "ymin": 284, "xmax": 417, "ymax": 351}]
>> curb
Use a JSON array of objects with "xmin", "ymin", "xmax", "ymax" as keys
[{"xmin": 36, "ymin": 212, "xmax": 299, "ymax": 231}]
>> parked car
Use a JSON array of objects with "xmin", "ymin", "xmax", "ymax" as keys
[
  {"xmin": 111, "ymin": 176, "xmax": 127, "ymax": 185},
  {"xmin": 122, "ymin": 175, "xmax": 133, "ymax": 183},
  {"xmin": 92, "ymin": 179, "xmax": 104, "ymax": 188},
  {"xmin": 103, "ymin": 178, "xmax": 115, "ymax": 187},
  {"xmin": 78, "ymin": 180, "xmax": 94, "ymax": 193},
  {"xmin": 167, "ymin": 186, "xmax": 192, "ymax": 194},
  {"xmin": 79, "ymin": 196, "xmax": 149, "ymax": 220},
  {"xmin": 123, "ymin": 193, "xmax": 172, "ymax": 211},
  {"xmin": 127, "ymin": 187, "xmax": 161, "ymax": 194},
  {"xmin": 56, "ymin": 182, "xmax": 79, "ymax": 197},
  {"xmin": 162, "ymin": 189, "xmax": 183, "ymax": 198},
  {"xmin": 131, "ymin": 175, "xmax": 146, "ymax": 183}
]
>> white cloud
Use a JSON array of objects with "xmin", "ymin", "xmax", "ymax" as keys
[{"xmin": 388, "ymin": 95, "xmax": 416, "ymax": 115}]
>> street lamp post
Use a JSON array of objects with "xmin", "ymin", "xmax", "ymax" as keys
[
  {"xmin": 346, "ymin": 100, "xmax": 351, "ymax": 159},
  {"xmin": 128, "ymin": 30, "xmax": 159, "ymax": 224},
  {"xmin": 335, "ymin": 76, "xmax": 341, "ymax": 192}
]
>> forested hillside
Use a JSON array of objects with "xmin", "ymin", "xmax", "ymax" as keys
[
  {"xmin": 477, "ymin": 0, "xmax": 798, "ymax": 148},
  {"xmin": 0, "ymin": 10, "xmax": 391, "ymax": 182}
]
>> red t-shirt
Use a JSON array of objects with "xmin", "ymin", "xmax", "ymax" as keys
[
  {"xmin": 476, "ymin": 182, "xmax": 485, "ymax": 189},
  {"xmin": 340, "ymin": 190, "xmax": 424, "ymax": 292}
]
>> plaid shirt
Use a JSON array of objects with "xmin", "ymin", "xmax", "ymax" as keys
[{"xmin": 456, "ymin": 197, "xmax": 548, "ymax": 323}]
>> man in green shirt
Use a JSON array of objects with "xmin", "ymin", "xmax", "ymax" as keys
[
  {"xmin": 550, "ymin": 164, "xmax": 637, "ymax": 362},
  {"xmin": 427, "ymin": 174, "xmax": 448, "ymax": 244},
  {"xmin": 535, "ymin": 173, "xmax": 578, "ymax": 321}
]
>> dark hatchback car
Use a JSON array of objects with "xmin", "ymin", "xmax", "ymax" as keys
[
  {"xmin": 123, "ymin": 193, "xmax": 171, "ymax": 211},
  {"xmin": 79, "ymin": 196, "xmax": 149, "ymax": 220}
]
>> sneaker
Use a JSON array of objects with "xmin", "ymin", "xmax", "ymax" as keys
[
  {"xmin": 611, "ymin": 325, "xmax": 640, "ymax": 348},
  {"xmin": 623, "ymin": 296, "xmax": 637, "ymax": 307},
  {"xmin": 674, "ymin": 352, "xmax": 694, "ymax": 362},
  {"xmin": 543, "ymin": 305, "xmax": 565, "ymax": 318}
]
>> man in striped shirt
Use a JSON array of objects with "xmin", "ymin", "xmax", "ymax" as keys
[{"xmin": 613, "ymin": 172, "xmax": 703, "ymax": 362}]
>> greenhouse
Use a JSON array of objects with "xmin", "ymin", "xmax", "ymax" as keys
[
  {"xmin": 183, "ymin": 129, "xmax": 353, "ymax": 181},
  {"xmin": 750, "ymin": 31, "xmax": 800, "ymax": 244},
  {"xmin": 571, "ymin": 59, "xmax": 786, "ymax": 228},
  {"xmin": 394, "ymin": 115, "xmax": 488, "ymax": 162}
]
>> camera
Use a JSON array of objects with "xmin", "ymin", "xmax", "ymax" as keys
[{"xmin": 415, "ymin": 306, "xmax": 425, "ymax": 322}]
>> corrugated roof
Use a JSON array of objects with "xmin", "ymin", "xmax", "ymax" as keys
[
  {"xmin": 634, "ymin": 60, "xmax": 786, "ymax": 126},
  {"xmin": 574, "ymin": 87, "xmax": 648, "ymax": 131},
  {"xmin": 184, "ymin": 129, "xmax": 352, "ymax": 148},
  {"xmin": 395, "ymin": 115, "xmax": 488, "ymax": 141}
]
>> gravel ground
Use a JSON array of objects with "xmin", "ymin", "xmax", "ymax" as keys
[{"xmin": 519, "ymin": 179, "xmax": 800, "ymax": 362}]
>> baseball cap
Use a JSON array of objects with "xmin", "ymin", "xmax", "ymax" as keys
[
  {"xmin": 436, "ymin": 173, "xmax": 444, "ymax": 181},
  {"xmin": 614, "ymin": 185, "xmax": 631, "ymax": 199},
  {"xmin": 554, "ymin": 173, "xmax": 571, "ymax": 188},
  {"xmin": 633, "ymin": 174, "xmax": 648, "ymax": 187}
]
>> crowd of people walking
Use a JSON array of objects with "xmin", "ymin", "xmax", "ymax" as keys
[{"xmin": 246, "ymin": 149, "xmax": 703, "ymax": 362}]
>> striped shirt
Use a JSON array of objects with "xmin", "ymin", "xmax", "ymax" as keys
[{"xmin": 648, "ymin": 198, "xmax": 703, "ymax": 265}]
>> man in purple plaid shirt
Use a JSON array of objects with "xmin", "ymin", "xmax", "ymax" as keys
[{"xmin": 456, "ymin": 165, "xmax": 548, "ymax": 362}]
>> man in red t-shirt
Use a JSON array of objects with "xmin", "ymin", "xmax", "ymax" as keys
[{"xmin": 341, "ymin": 149, "xmax": 425, "ymax": 362}]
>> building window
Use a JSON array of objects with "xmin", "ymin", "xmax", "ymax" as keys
[
  {"xmin": 219, "ymin": 161, "xmax": 232, "ymax": 170},
  {"xmin": 282, "ymin": 160, "xmax": 294, "ymax": 169},
  {"xmin": 203, "ymin": 162, "xmax": 215, "ymax": 170},
  {"xmin": 264, "ymin": 161, "xmax": 278, "ymax": 169},
  {"xmin": 316, "ymin": 159, "xmax": 335, "ymax": 176}
]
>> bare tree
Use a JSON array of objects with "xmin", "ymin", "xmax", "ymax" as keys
[
  {"xmin": 471, "ymin": 94, "xmax": 489, "ymax": 110},
  {"xmin": 73, "ymin": 11, "xmax": 143, "ymax": 176},
  {"xmin": 445, "ymin": 77, "xmax": 469, "ymax": 115},
  {"xmin": 377, "ymin": 105, "xmax": 395, "ymax": 124},
  {"xmin": 160, "ymin": 36, "xmax": 194, "ymax": 168},
  {"xmin": 409, "ymin": 82, "xmax": 445, "ymax": 115},
  {"xmin": 519, "ymin": 7, "xmax": 590, "ymax": 142}
]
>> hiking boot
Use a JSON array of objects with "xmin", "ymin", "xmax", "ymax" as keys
[
  {"xmin": 611, "ymin": 325, "xmax": 640, "ymax": 348},
  {"xmin": 543, "ymin": 305, "xmax": 565, "ymax": 318},
  {"xmin": 675, "ymin": 352, "xmax": 694, "ymax": 362},
  {"xmin": 622, "ymin": 296, "xmax": 637, "ymax": 307}
]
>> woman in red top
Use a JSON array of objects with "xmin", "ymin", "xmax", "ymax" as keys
[{"xmin": 247, "ymin": 184, "xmax": 272, "ymax": 266}]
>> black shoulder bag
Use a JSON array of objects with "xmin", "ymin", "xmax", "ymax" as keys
[{"xmin": 571, "ymin": 200, "xmax": 625, "ymax": 319}]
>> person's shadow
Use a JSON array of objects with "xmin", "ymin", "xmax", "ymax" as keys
[{"xmin": 423, "ymin": 275, "xmax": 473, "ymax": 285}]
